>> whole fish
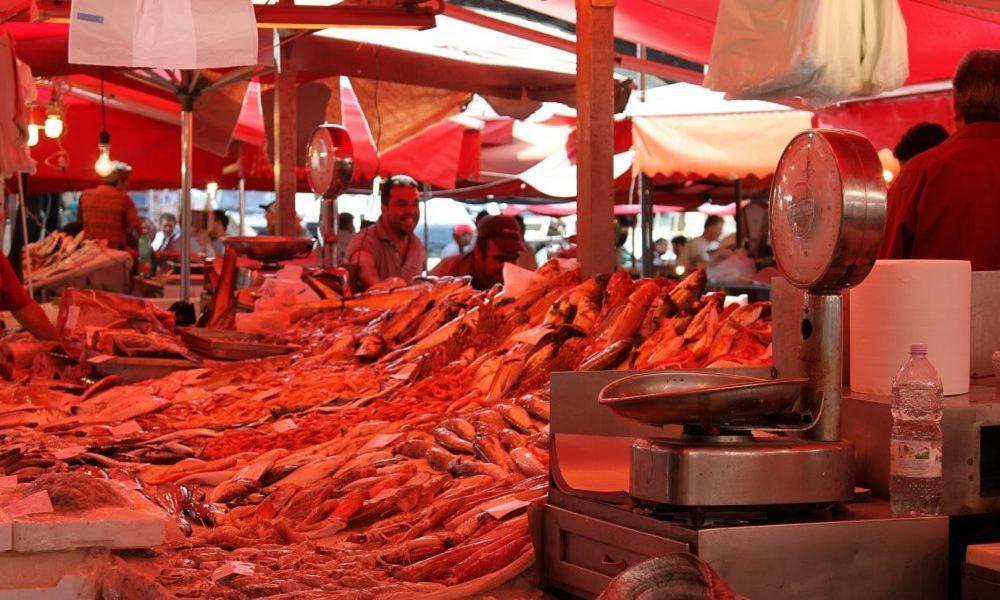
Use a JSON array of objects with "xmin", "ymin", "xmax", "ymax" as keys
[
  {"xmin": 510, "ymin": 447, "xmax": 547, "ymax": 477},
  {"xmin": 496, "ymin": 403, "xmax": 534, "ymax": 433},
  {"xmin": 473, "ymin": 410, "xmax": 507, "ymax": 435},
  {"xmin": 449, "ymin": 459, "xmax": 508, "ymax": 481},
  {"xmin": 498, "ymin": 429, "xmax": 528, "ymax": 451},
  {"xmin": 441, "ymin": 418, "xmax": 476, "ymax": 442},
  {"xmin": 515, "ymin": 395, "xmax": 550, "ymax": 422},
  {"xmin": 425, "ymin": 446, "xmax": 459, "ymax": 472},
  {"xmin": 433, "ymin": 427, "xmax": 475, "ymax": 454},
  {"xmin": 473, "ymin": 432, "xmax": 516, "ymax": 471}
]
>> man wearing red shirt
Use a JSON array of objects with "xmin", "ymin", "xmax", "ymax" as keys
[
  {"xmin": 880, "ymin": 49, "xmax": 1000, "ymax": 271},
  {"xmin": 78, "ymin": 163, "xmax": 141, "ymax": 251}
]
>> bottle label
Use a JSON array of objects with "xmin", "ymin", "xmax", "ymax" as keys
[{"xmin": 890, "ymin": 439, "xmax": 942, "ymax": 478}]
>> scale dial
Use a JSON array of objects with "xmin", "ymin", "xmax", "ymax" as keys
[
  {"xmin": 306, "ymin": 125, "xmax": 354, "ymax": 198},
  {"xmin": 769, "ymin": 130, "xmax": 886, "ymax": 292}
]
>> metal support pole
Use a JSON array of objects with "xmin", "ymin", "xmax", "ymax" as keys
[
  {"xmin": 575, "ymin": 0, "xmax": 617, "ymax": 279},
  {"xmin": 238, "ymin": 178, "xmax": 247, "ymax": 236},
  {"xmin": 274, "ymin": 41, "xmax": 298, "ymax": 236},
  {"xmin": 180, "ymin": 108, "xmax": 193, "ymax": 304},
  {"xmin": 16, "ymin": 174, "xmax": 31, "ymax": 295},
  {"xmin": 802, "ymin": 292, "xmax": 842, "ymax": 442},
  {"xmin": 421, "ymin": 183, "xmax": 430, "ymax": 273},
  {"xmin": 639, "ymin": 175, "xmax": 654, "ymax": 277},
  {"xmin": 734, "ymin": 178, "xmax": 744, "ymax": 250}
]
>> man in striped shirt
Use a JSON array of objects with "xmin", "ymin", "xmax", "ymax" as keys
[{"xmin": 78, "ymin": 162, "xmax": 141, "ymax": 251}]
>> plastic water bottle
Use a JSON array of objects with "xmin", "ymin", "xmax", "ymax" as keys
[{"xmin": 890, "ymin": 343, "xmax": 943, "ymax": 516}]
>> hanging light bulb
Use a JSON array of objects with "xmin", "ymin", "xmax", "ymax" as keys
[
  {"xmin": 27, "ymin": 124, "xmax": 39, "ymax": 147},
  {"xmin": 94, "ymin": 130, "xmax": 113, "ymax": 176},
  {"xmin": 882, "ymin": 168, "xmax": 894, "ymax": 184},
  {"xmin": 44, "ymin": 111, "xmax": 63, "ymax": 138}
]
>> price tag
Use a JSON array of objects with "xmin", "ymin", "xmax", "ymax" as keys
[
  {"xmin": 53, "ymin": 446, "xmax": 86, "ymax": 460},
  {"xmin": 481, "ymin": 496, "xmax": 531, "ymax": 520},
  {"xmin": 211, "ymin": 561, "xmax": 254, "ymax": 582},
  {"xmin": 390, "ymin": 364, "xmax": 417, "ymax": 381},
  {"xmin": 110, "ymin": 420, "xmax": 143, "ymax": 437},
  {"xmin": 252, "ymin": 388, "xmax": 281, "ymax": 402},
  {"xmin": 510, "ymin": 325, "xmax": 554, "ymax": 346},
  {"xmin": 360, "ymin": 432, "xmax": 402, "ymax": 452},
  {"xmin": 271, "ymin": 419, "xmax": 298, "ymax": 433},
  {"xmin": 64, "ymin": 306, "xmax": 80, "ymax": 330},
  {"xmin": 5, "ymin": 491, "xmax": 54, "ymax": 518}
]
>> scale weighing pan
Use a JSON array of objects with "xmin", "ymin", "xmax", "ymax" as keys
[
  {"xmin": 225, "ymin": 236, "xmax": 314, "ymax": 262},
  {"xmin": 598, "ymin": 371, "xmax": 809, "ymax": 426}
]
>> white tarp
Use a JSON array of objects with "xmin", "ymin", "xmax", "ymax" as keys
[
  {"xmin": 69, "ymin": 0, "xmax": 258, "ymax": 69},
  {"xmin": 0, "ymin": 32, "xmax": 35, "ymax": 180},
  {"xmin": 704, "ymin": 0, "xmax": 909, "ymax": 105}
]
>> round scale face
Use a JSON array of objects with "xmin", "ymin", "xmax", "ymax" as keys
[
  {"xmin": 307, "ymin": 127, "xmax": 335, "ymax": 197},
  {"xmin": 770, "ymin": 132, "xmax": 845, "ymax": 288}
]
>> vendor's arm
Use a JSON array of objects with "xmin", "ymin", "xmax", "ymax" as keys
[
  {"xmin": 0, "ymin": 255, "xmax": 60, "ymax": 342},
  {"xmin": 12, "ymin": 302, "xmax": 60, "ymax": 342}
]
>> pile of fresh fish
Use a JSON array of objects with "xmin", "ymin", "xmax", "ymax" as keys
[{"xmin": 0, "ymin": 263, "xmax": 772, "ymax": 598}]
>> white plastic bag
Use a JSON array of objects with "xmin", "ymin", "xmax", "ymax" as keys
[
  {"xmin": 69, "ymin": 0, "xmax": 258, "ymax": 69},
  {"xmin": 704, "ymin": 0, "xmax": 908, "ymax": 104}
]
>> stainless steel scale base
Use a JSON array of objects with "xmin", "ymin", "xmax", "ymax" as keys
[{"xmin": 630, "ymin": 436, "xmax": 855, "ymax": 507}]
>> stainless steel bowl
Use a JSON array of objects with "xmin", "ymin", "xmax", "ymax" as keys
[
  {"xmin": 224, "ymin": 236, "xmax": 314, "ymax": 262},
  {"xmin": 598, "ymin": 371, "xmax": 809, "ymax": 426}
]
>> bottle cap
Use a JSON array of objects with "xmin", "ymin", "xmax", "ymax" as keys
[{"xmin": 910, "ymin": 343, "xmax": 927, "ymax": 355}]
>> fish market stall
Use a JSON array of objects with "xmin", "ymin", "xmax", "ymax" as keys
[
  {"xmin": 0, "ymin": 250, "xmax": 774, "ymax": 597},
  {"xmin": 23, "ymin": 232, "xmax": 133, "ymax": 298}
]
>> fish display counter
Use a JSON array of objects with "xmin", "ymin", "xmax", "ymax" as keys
[{"xmin": 0, "ymin": 259, "xmax": 774, "ymax": 598}]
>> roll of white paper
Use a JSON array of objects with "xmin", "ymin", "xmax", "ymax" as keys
[{"xmin": 850, "ymin": 260, "xmax": 971, "ymax": 396}]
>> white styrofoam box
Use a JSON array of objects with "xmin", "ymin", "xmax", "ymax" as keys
[
  {"xmin": 11, "ymin": 506, "xmax": 166, "ymax": 553},
  {"xmin": 0, "ymin": 548, "xmax": 105, "ymax": 596}
]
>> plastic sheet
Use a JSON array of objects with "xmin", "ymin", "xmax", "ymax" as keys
[{"xmin": 705, "ymin": 0, "xmax": 909, "ymax": 104}]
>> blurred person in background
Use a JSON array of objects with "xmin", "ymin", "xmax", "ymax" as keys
[
  {"xmin": 683, "ymin": 216, "xmax": 723, "ymax": 270},
  {"xmin": 881, "ymin": 49, "xmax": 1000, "ymax": 270},
  {"xmin": 652, "ymin": 238, "xmax": 670, "ymax": 266},
  {"xmin": 208, "ymin": 210, "xmax": 229, "ymax": 258},
  {"xmin": 893, "ymin": 121, "xmax": 949, "ymax": 168},
  {"xmin": 152, "ymin": 213, "xmax": 180, "ymax": 252},
  {"xmin": 431, "ymin": 215, "xmax": 522, "ymax": 290},
  {"xmin": 513, "ymin": 215, "xmax": 538, "ymax": 271},
  {"xmin": 336, "ymin": 212, "xmax": 355, "ymax": 264},
  {"xmin": 77, "ymin": 162, "xmax": 141, "ymax": 253},
  {"xmin": 671, "ymin": 236, "xmax": 688, "ymax": 266},
  {"xmin": 441, "ymin": 223, "xmax": 475, "ymax": 259}
]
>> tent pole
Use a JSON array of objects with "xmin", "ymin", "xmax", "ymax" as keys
[
  {"xmin": 274, "ymin": 41, "xmax": 298, "ymax": 236},
  {"xmin": 238, "ymin": 178, "xmax": 247, "ymax": 236},
  {"xmin": 180, "ymin": 104, "xmax": 193, "ymax": 305},
  {"xmin": 575, "ymin": 0, "xmax": 617, "ymax": 279},
  {"xmin": 640, "ymin": 175, "xmax": 654, "ymax": 277},
  {"xmin": 422, "ymin": 182, "xmax": 430, "ymax": 273},
  {"xmin": 734, "ymin": 178, "xmax": 744, "ymax": 250}
]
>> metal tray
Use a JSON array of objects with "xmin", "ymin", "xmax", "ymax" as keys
[
  {"xmin": 597, "ymin": 371, "xmax": 808, "ymax": 426},
  {"xmin": 224, "ymin": 236, "xmax": 314, "ymax": 262},
  {"xmin": 180, "ymin": 328, "xmax": 295, "ymax": 361}
]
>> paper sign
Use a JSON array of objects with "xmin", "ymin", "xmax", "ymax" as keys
[
  {"xmin": 64, "ymin": 305, "xmax": 80, "ymax": 331},
  {"xmin": 5, "ymin": 491, "xmax": 54, "ymax": 518},
  {"xmin": 110, "ymin": 420, "xmax": 143, "ymax": 437},
  {"xmin": 510, "ymin": 325, "xmax": 554, "ymax": 346},
  {"xmin": 0, "ymin": 476, "xmax": 17, "ymax": 488},
  {"xmin": 271, "ymin": 419, "xmax": 298, "ymax": 433},
  {"xmin": 360, "ymin": 433, "xmax": 402, "ymax": 453},
  {"xmin": 481, "ymin": 496, "xmax": 531, "ymax": 520},
  {"xmin": 390, "ymin": 364, "xmax": 417, "ymax": 381},
  {"xmin": 53, "ymin": 446, "xmax": 86, "ymax": 460},
  {"xmin": 211, "ymin": 561, "xmax": 255, "ymax": 582},
  {"xmin": 503, "ymin": 263, "xmax": 547, "ymax": 298}
]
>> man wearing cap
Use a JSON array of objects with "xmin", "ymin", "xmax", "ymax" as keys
[
  {"xmin": 430, "ymin": 215, "xmax": 522, "ymax": 290},
  {"xmin": 345, "ymin": 175, "xmax": 426, "ymax": 290},
  {"xmin": 441, "ymin": 223, "xmax": 475, "ymax": 259},
  {"xmin": 77, "ymin": 162, "xmax": 141, "ymax": 251}
]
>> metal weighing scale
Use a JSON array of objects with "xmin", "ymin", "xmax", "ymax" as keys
[
  {"xmin": 197, "ymin": 124, "xmax": 353, "ymax": 328},
  {"xmin": 537, "ymin": 131, "xmax": 949, "ymax": 600},
  {"xmin": 306, "ymin": 124, "xmax": 354, "ymax": 268}
]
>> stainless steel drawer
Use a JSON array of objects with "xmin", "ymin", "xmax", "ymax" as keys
[{"xmin": 541, "ymin": 504, "xmax": 688, "ymax": 598}]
